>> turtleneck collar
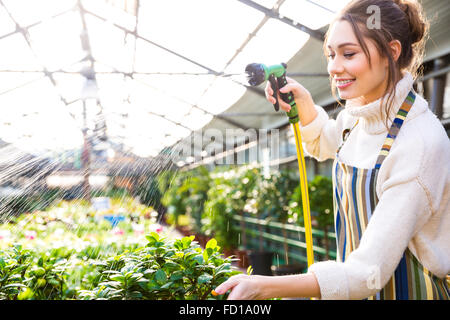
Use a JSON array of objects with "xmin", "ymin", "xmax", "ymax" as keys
[{"xmin": 345, "ymin": 72, "xmax": 415, "ymax": 134}]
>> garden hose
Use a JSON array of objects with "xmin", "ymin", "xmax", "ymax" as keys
[{"xmin": 245, "ymin": 63, "xmax": 315, "ymax": 268}]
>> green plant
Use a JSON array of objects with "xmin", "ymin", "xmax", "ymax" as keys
[
  {"xmin": 203, "ymin": 166, "xmax": 260, "ymax": 252},
  {"xmin": 79, "ymin": 233, "xmax": 240, "ymax": 300},
  {"xmin": 24, "ymin": 254, "xmax": 71, "ymax": 300},
  {"xmin": 0, "ymin": 234, "xmax": 241, "ymax": 300},
  {"xmin": 0, "ymin": 245, "xmax": 31, "ymax": 300}
]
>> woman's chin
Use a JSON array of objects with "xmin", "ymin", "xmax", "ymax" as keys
[{"xmin": 337, "ymin": 89, "xmax": 359, "ymax": 101}]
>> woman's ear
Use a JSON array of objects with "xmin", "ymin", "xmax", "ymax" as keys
[{"xmin": 388, "ymin": 40, "xmax": 402, "ymax": 62}]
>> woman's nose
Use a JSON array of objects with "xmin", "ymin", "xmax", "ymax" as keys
[{"xmin": 327, "ymin": 57, "xmax": 344, "ymax": 76}]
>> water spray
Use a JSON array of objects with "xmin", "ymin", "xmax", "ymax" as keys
[{"xmin": 246, "ymin": 62, "xmax": 315, "ymax": 269}]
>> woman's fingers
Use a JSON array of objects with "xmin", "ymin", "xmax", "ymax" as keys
[
  {"xmin": 265, "ymin": 82, "xmax": 276, "ymax": 104},
  {"xmin": 279, "ymin": 99, "xmax": 291, "ymax": 112},
  {"xmin": 265, "ymin": 83, "xmax": 292, "ymax": 111},
  {"xmin": 214, "ymin": 275, "xmax": 243, "ymax": 295},
  {"xmin": 227, "ymin": 283, "xmax": 247, "ymax": 300},
  {"xmin": 279, "ymin": 83, "xmax": 297, "ymax": 95}
]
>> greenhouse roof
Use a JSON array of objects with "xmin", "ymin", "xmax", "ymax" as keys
[
  {"xmin": 0, "ymin": 0, "xmax": 448, "ymax": 163},
  {"xmin": 0, "ymin": 0, "xmax": 353, "ymax": 159}
]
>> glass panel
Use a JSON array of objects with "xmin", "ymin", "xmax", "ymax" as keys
[
  {"xmin": 53, "ymin": 72, "xmax": 86, "ymax": 103},
  {"xmin": 134, "ymin": 74, "xmax": 215, "ymax": 106},
  {"xmin": 0, "ymin": 72, "xmax": 44, "ymax": 96},
  {"xmin": 0, "ymin": 33, "xmax": 42, "ymax": 71},
  {"xmin": 0, "ymin": 77, "xmax": 82, "ymax": 152},
  {"xmin": 85, "ymin": 13, "xmax": 135, "ymax": 73},
  {"xmin": 0, "ymin": 4, "xmax": 17, "ymax": 37},
  {"xmin": 279, "ymin": 0, "xmax": 335, "ymax": 30},
  {"xmin": 27, "ymin": 11, "xmax": 85, "ymax": 71},
  {"xmin": 81, "ymin": 0, "xmax": 137, "ymax": 31},
  {"xmin": 182, "ymin": 108, "xmax": 214, "ymax": 131},
  {"xmin": 2, "ymin": 0, "xmax": 77, "ymax": 27},
  {"xmin": 310, "ymin": 0, "xmax": 352, "ymax": 14},
  {"xmin": 196, "ymin": 76, "xmax": 247, "ymax": 115},
  {"xmin": 133, "ymin": 38, "xmax": 207, "ymax": 74},
  {"xmin": 137, "ymin": 0, "xmax": 264, "ymax": 71}
]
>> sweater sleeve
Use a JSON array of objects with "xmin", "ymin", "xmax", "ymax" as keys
[{"xmin": 299, "ymin": 105, "xmax": 349, "ymax": 161}]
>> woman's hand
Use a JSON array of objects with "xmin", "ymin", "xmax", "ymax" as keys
[
  {"xmin": 213, "ymin": 274, "xmax": 266, "ymax": 300},
  {"xmin": 265, "ymin": 76, "xmax": 312, "ymax": 112},
  {"xmin": 264, "ymin": 77, "xmax": 318, "ymax": 126},
  {"xmin": 213, "ymin": 273, "xmax": 321, "ymax": 300}
]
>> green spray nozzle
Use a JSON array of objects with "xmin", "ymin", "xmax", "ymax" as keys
[
  {"xmin": 245, "ymin": 63, "xmax": 287, "ymax": 86},
  {"xmin": 245, "ymin": 62, "xmax": 299, "ymax": 124}
]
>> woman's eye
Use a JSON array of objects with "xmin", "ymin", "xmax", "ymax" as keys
[
  {"xmin": 327, "ymin": 53, "xmax": 335, "ymax": 59},
  {"xmin": 344, "ymin": 53, "xmax": 355, "ymax": 58}
]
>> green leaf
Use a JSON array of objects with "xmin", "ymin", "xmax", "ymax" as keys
[
  {"xmin": 2, "ymin": 283, "xmax": 27, "ymax": 289},
  {"xmin": 160, "ymin": 281, "xmax": 173, "ymax": 289},
  {"xmin": 205, "ymin": 238, "xmax": 217, "ymax": 250},
  {"xmin": 246, "ymin": 265, "xmax": 253, "ymax": 275},
  {"xmin": 150, "ymin": 232, "xmax": 160, "ymax": 241},
  {"xmin": 182, "ymin": 236, "xmax": 195, "ymax": 248},
  {"xmin": 170, "ymin": 271, "xmax": 184, "ymax": 281},
  {"xmin": 154, "ymin": 269, "xmax": 167, "ymax": 285},
  {"xmin": 192, "ymin": 255, "xmax": 204, "ymax": 265},
  {"xmin": 197, "ymin": 273, "xmax": 213, "ymax": 284},
  {"xmin": 203, "ymin": 247, "xmax": 214, "ymax": 262},
  {"xmin": 163, "ymin": 261, "xmax": 180, "ymax": 271},
  {"xmin": 128, "ymin": 291, "xmax": 143, "ymax": 299},
  {"xmin": 110, "ymin": 274, "xmax": 125, "ymax": 282}
]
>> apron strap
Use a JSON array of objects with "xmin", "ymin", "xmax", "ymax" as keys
[{"xmin": 374, "ymin": 90, "xmax": 416, "ymax": 169}]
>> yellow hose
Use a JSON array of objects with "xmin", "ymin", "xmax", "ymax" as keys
[{"xmin": 292, "ymin": 122, "xmax": 314, "ymax": 268}]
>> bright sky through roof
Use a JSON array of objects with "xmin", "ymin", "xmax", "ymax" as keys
[{"xmin": 0, "ymin": 0, "xmax": 350, "ymax": 158}]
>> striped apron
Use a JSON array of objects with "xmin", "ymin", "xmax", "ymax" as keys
[{"xmin": 333, "ymin": 90, "xmax": 450, "ymax": 300}]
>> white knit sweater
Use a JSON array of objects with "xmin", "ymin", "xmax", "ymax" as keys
[{"xmin": 302, "ymin": 72, "xmax": 450, "ymax": 300}]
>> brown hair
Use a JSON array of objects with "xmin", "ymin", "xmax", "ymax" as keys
[{"xmin": 324, "ymin": 0, "xmax": 429, "ymax": 129}]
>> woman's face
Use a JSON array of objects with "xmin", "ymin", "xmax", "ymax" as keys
[{"xmin": 326, "ymin": 20, "xmax": 389, "ymax": 104}]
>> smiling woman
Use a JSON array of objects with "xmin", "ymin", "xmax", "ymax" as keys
[
  {"xmin": 324, "ymin": 0, "xmax": 428, "ymax": 130},
  {"xmin": 217, "ymin": 0, "xmax": 450, "ymax": 301}
]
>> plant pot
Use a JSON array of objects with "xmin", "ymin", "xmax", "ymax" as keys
[
  {"xmin": 271, "ymin": 263, "xmax": 306, "ymax": 276},
  {"xmin": 248, "ymin": 251, "xmax": 274, "ymax": 276},
  {"xmin": 195, "ymin": 234, "xmax": 207, "ymax": 247},
  {"xmin": 235, "ymin": 249, "xmax": 249, "ymax": 269},
  {"xmin": 176, "ymin": 225, "xmax": 192, "ymax": 237},
  {"xmin": 223, "ymin": 248, "xmax": 235, "ymax": 258}
]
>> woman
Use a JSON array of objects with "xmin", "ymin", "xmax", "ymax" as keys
[{"xmin": 214, "ymin": 0, "xmax": 449, "ymax": 300}]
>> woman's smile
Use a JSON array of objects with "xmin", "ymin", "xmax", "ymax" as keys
[{"xmin": 335, "ymin": 78, "xmax": 356, "ymax": 89}]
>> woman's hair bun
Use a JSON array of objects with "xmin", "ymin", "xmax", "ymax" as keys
[{"xmin": 393, "ymin": 0, "xmax": 427, "ymax": 44}]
